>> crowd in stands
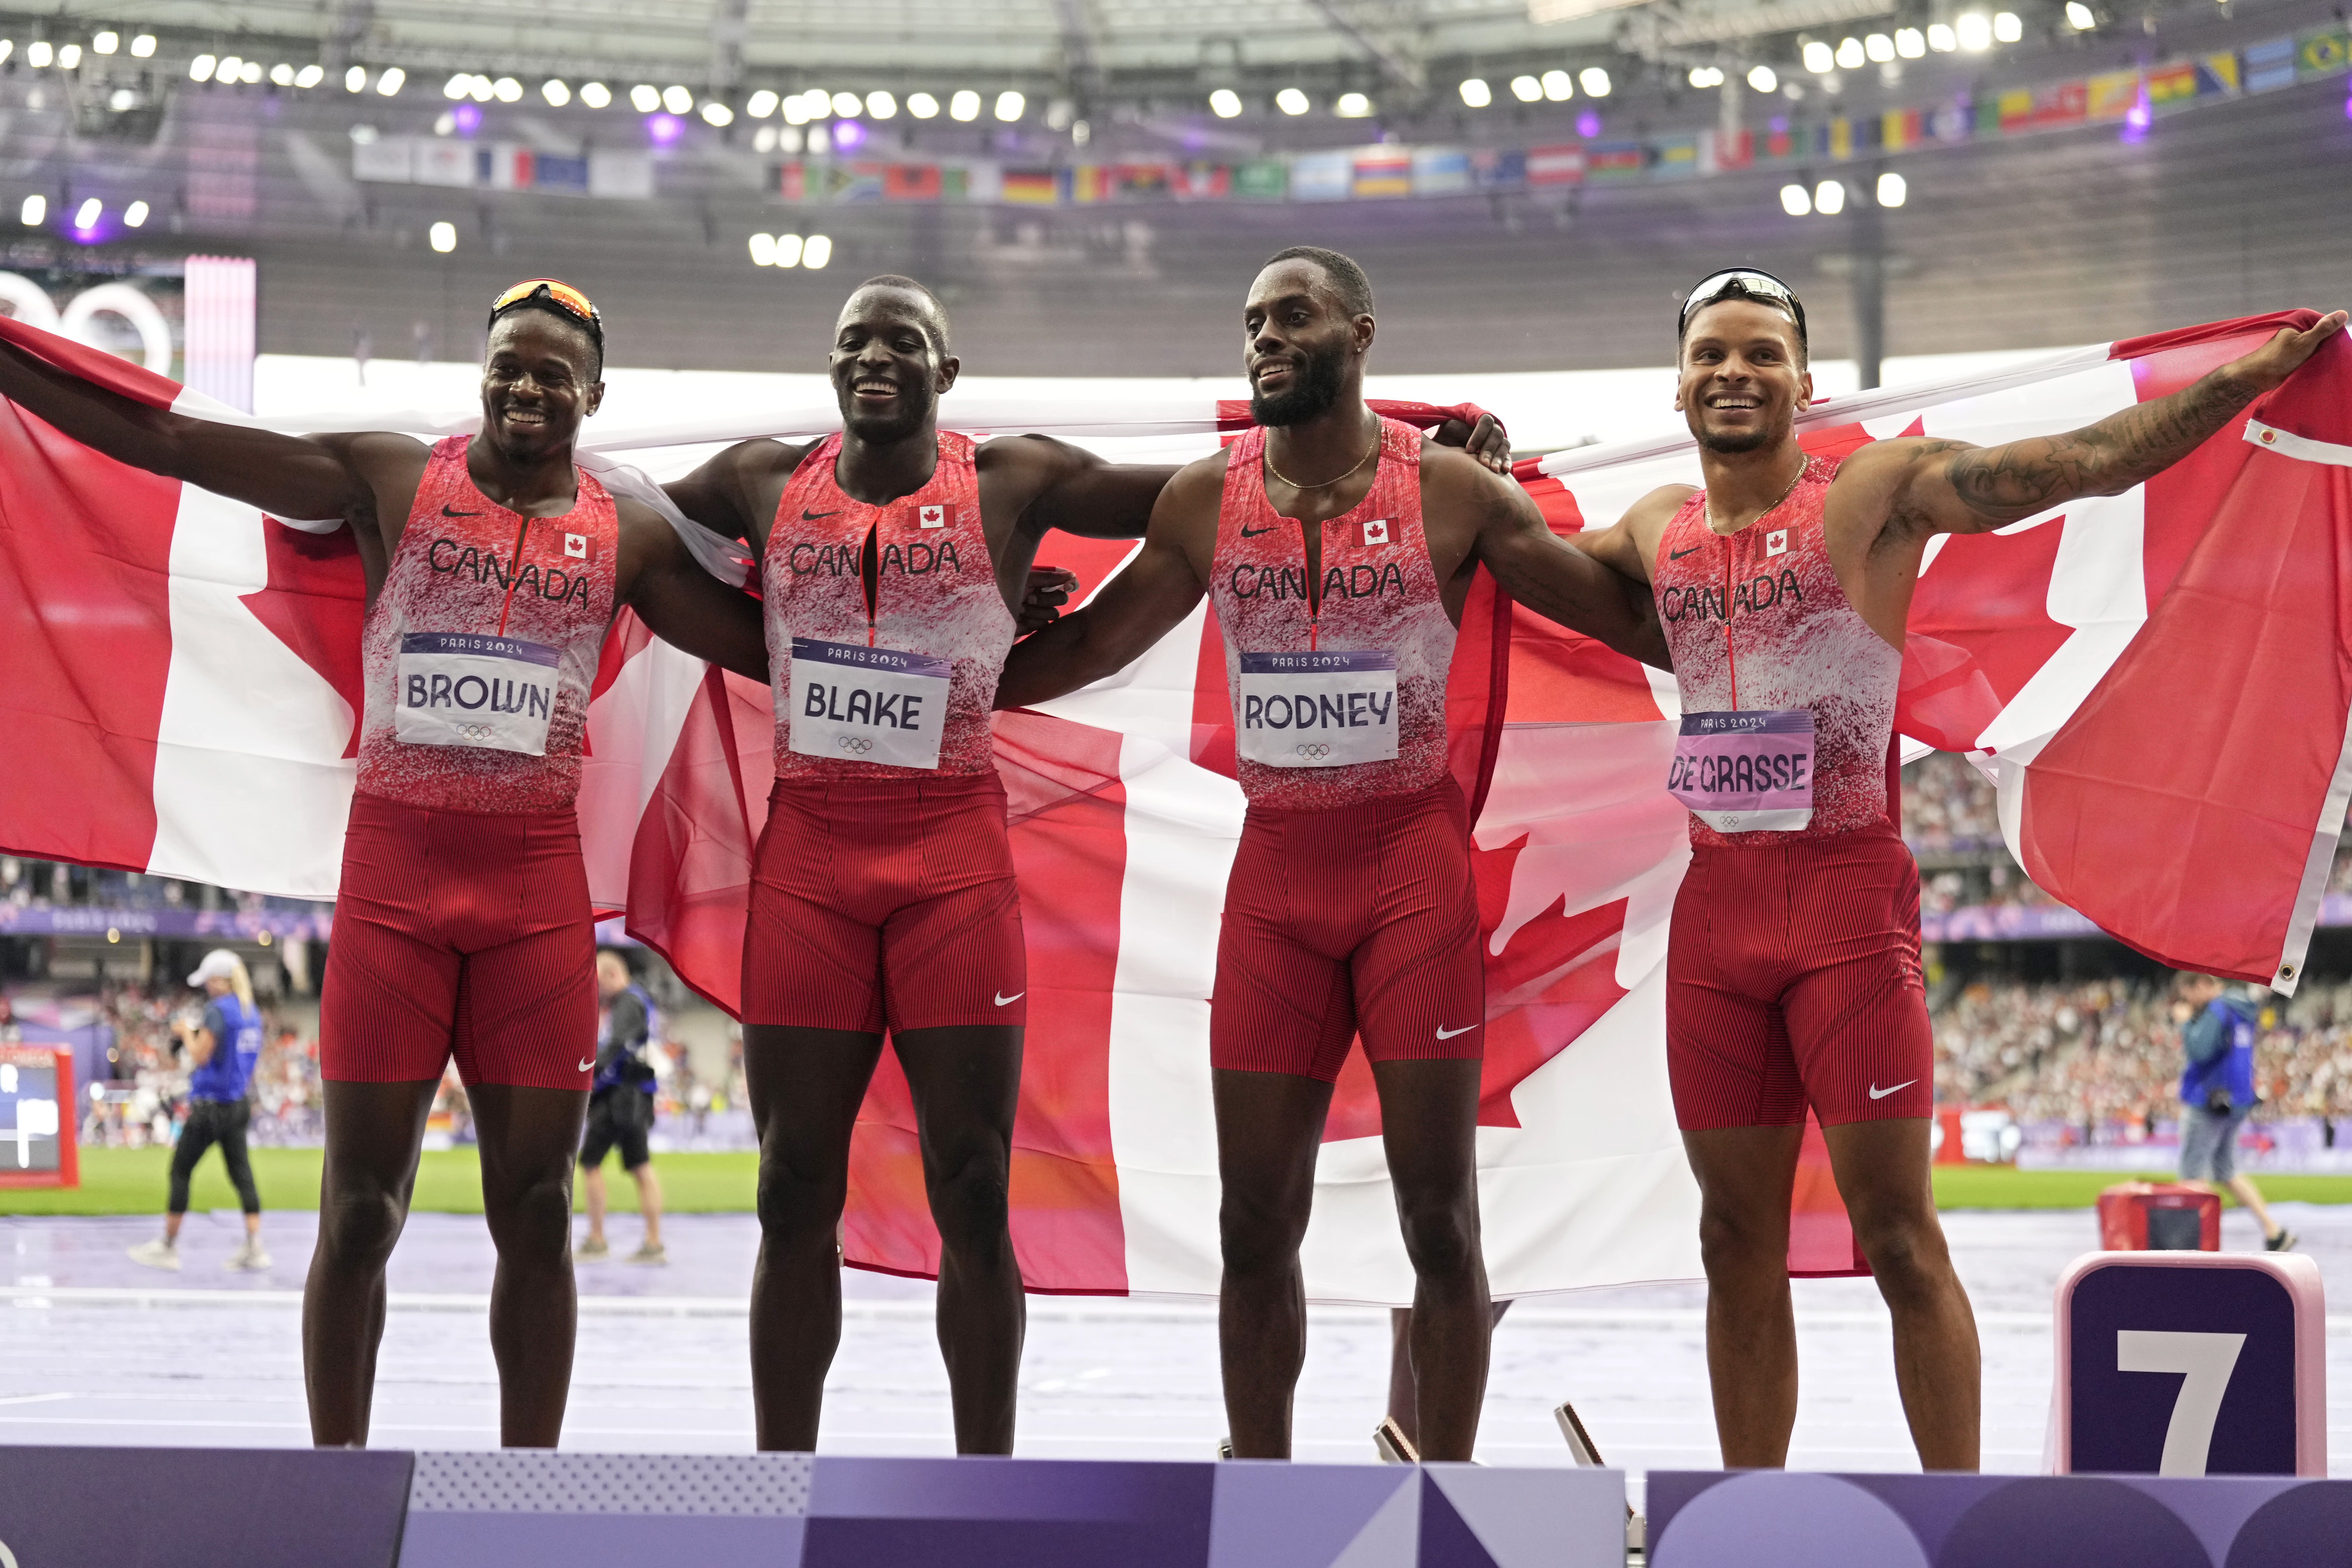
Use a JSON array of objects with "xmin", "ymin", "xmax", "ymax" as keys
[
  {"xmin": 0, "ymin": 856, "xmax": 328, "ymax": 917},
  {"xmin": 66, "ymin": 983, "xmax": 324, "ymax": 1148}
]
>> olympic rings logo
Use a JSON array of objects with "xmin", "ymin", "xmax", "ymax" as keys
[
  {"xmin": 837, "ymin": 735, "xmax": 875, "ymax": 755},
  {"xmin": 1296, "ymin": 744, "xmax": 1331, "ymax": 760},
  {"xmin": 456, "ymin": 723, "xmax": 497, "ymax": 743}
]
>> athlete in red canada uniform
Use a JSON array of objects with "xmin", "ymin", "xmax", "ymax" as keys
[
  {"xmin": 0, "ymin": 280, "xmax": 770, "ymax": 1447},
  {"xmin": 1582, "ymin": 266, "xmax": 2344, "ymax": 1472},
  {"xmin": 997, "ymin": 247, "xmax": 1667, "ymax": 1462}
]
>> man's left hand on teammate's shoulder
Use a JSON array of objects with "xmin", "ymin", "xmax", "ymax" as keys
[{"xmin": 1431, "ymin": 413, "xmax": 1512, "ymax": 474}]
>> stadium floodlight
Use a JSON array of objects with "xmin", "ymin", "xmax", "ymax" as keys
[
  {"xmin": 1864, "ymin": 33, "xmax": 1894, "ymax": 62},
  {"xmin": 746, "ymin": 88, "xmax": 778, "ymax": 117},
  {"xmin": 189, "ymin": 53, "xmax": 216, "ymax": 82},
  {"xmin": 243, "ymin": 59, "xmax": 263, "ymax": 82},
  {"xmin": 542, "ymin": 79, "xmax": 570, "ymax": 106},
  {"xmin": 1877, "ymin": 170, "xmax": 1906, "ymax": 207},
  {"xmin": 1210, "ymin": 87, "xmax": 1243, "ymax": 117},
  {"xmin": 296, "ymin": 64, "xmax": 324, "ymax": 87},
  {"xmin": 1509, "ymin": 74, "xmax": 1541, "ymax": 102},
  {"xmin": 1278, "ymin": 85, "xmax": 1312, "ymax": 114},
  {"xmin": 701, "ymin": 100, "xmax": 733, "ymax": 125},
  {"xmin": 664, "ymin": 85, "xmax": 694, "ymax": 114},
  {"xmin": 465, "ymin": 74, "xmax": 492, "ymax": 102},
  {"xmin": 376, "ymin": 66, "xmax": 404, "ymax": 94},
  {"xmin": 1335, "ymin": 90, "xmax": 1373, "ymax": 117},
  {"xmin": 579, "ymin": 81, "xmax": 611, "ymax": 108},
  {"xmin": 58, "ymin": 43, "xmax": 81, "ymax": 68},
  {"xmin": 630, "ymin": 84, "xmax": 661, "ymax": 112},
  {"xmin": 802, "ymin": 234, "xmax": 832, "ymax": 269},
  {"xmin": 908, "ymin": 90, "xmax": 940, "ymax": 118},
  {"xmin": 0, "ymin": 41, "xmax": 13, "ymax": 64},
  {"xmin": 1578, "ymin": 66, "xmax": 1610, "ymax": 96},
  {"xmin": 1956, "ymin": 12, "xmax": 1992, "ymax": 49},
  {"xmin": 949, "ymin": 89, "xmax": 981, "ymax": 121},
  {"xmin": 1993, "ymin": 11, "xmax": 2023, "ymax": 42},
  {"xmin": 494, "ymin": 76, "xmax": 522, "ymax": 102},
  {"xmin": 782, "ymin": 92, "xmax": 810, "ymax": 124},
  {"xmin": 830, "ymin": 90, "xmax": 860, "ymax": 116},
  {"xmin": 27, "ymin": 41, "xmax": 51, "ymax": 67},
  {"xmin": 130, "ymin": 33, "xmax": 155, "ymax": 57},
  {"xmin": 1459, "ymin": 77, "xmax": 1491, "ymax": 107},
  {"xmin": 1928, "ymin": 22, "xmax": 1958, "ymax": 50},
  {"xmin": 2065, "ymin": 1, "xmax": 2096, "ymax": 27},
  {"xmin": 109, "ymin": 87, "xmax": 134, "ymax": 110},
  {"xmin": 1541, "ymin": 68, "xmax": 1573, "ymax": 100},
  {"xmin": 1779, "ymin": 183, "xmax": 1811, "ymax": 216},
  {"xmin": 92, "ymin": 30, "xmax": 117, "ymax": 53},
  {"xmin": 74, "ymin": 197, "xmax": 100, "ymax": 229},
  {"xmin": 217, "ymin": 54, "xmax": 243, "ymax": 81},
  {"xmin": 345, "ymin": 64, "xmax": 366, "ymax": 91},
  {"xmin": 270, "ymin": 62, "xmax": 294, "ymax": 86},
  {"xmin": 429, "ymin": 220, "xmax": 457, "ymax": 253},
  {"xmin": 1895, "ymin": 27, "xmax": 1926, "ymax": 57},
  {"xmin": 444, "ymin": 72, "xmax": 470, "ymax": 99},
  {"xmin": 1835, "ymin": 37, "xmax": 1865, "ymax": 69},
  {"xmin": 1747, "ymin": 64, "xmax": 1777, "ymax": 92},
  {"xmin": 866, "ymin": 90, "xmax": 896, "ymax": 118},
  {"xmin": 1802, "ymin": 40, "xmax": 1834, "ymax": 72},
  {"xmin": 749, "ymin": 232, "xmax": 776, "ymax": 266},
  {"xmin": 1687, "ymin": 66, "xmax": 1723, "ymax": 88},
  {"xmin": 19, "ymin": 194, "xmax": 43, "ymax": 226},
  {"xmin": 1813, "ymin": 177, "xmax": 1845, "ymax": 214},
  {"xmin": 123, "ymin": 200, "xmax": 148, "ymax": 227},
  {"xmin": 772, "ymin": 233, "xmax": 804, "ymax": 267},
  {"xmin": 994, "ymin": 89, "xmax": 1024, "ymax": 120}
]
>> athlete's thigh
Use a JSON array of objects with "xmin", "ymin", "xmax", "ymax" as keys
[
  {"xmin": 1680, "ymin": 1123, "xmax": 1806, "ymax": 1244},
  {"xmin": 1369, "ymin": 1058, "xmax": 1483, "ymax": 1206},
  {"xmin": 743, "ymin": 885, "xmax": 886, "ymax": 1034},
  {"xmin": 1777, "ymin": 839, "xmax": 1930, "ymax": 1125},
  {"xmin": 893, "ymin": 1025, "xmax": 1023, "ymax": 1176},
  {"xmin": 320, "ymin": 903, "xmax": 463, "ymax": 1085},
  {"xmin": 468, "ymin": 1084, "xmax": 591, "ymax": 1205},
  {"xmin": 452, "ymin": 913, "xmax": 598, "ymax": 1092},
  {"xmin": 1666, "ymin": 852, "xmax": 1805, "ymax": 1131},
  {"xmin": 1212, "ymin": 904, "xmax": 1358, "ymax": 1082},
  {"xmin": 317, "ymin": 1078, "xmax": 441, "ymax": 1206},
  {"xmin": 1212, "ymin": 1067, "xmax": 1336, "ymax": 1224},
  {"xmin": 1350, "ymin": 865, "xmax": 1482, "ymax": 1068},
  {"xmin": 881, "ymin": 876, "xmax": 1027, "ymax": 1033},
  {"xmin": 742, "ymin": 1025, "xmax": 887, "ymax": 1188}
]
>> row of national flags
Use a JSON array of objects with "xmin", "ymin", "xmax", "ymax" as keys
[{"xmin": 771, "ymin": 23, "xmax": 2345, "ymax": 208}]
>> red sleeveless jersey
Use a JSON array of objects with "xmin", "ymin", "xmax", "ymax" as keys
[
  {"xmin": 356, "ymin": 436, "xmax": 618, "ymax": 813},
  {"xmin": 761, "ymin": 431, "xmax": 1011, "ymax": 779},
  {"xmin": 1210, "ymin": 417, "xmax": 1456, "ymax": 810},
  {"xmin": 1652, "ymin": 453, "xmax": 1902, "ymax": 847}
]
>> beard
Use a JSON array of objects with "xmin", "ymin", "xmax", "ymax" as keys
[
  {"xmin": 837, "ymin": 378, "xmax": 937, "ymax": 445},
  {"xmin": 1249, "ymin": 344, "xmax": 1346, "ymax": 427},
  {"xmin": 1694, "ymin": 421, "xmax": 1779, "ymax": 455}
]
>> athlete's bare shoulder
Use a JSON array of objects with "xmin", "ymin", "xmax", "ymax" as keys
[{"xmin": 1607, "ymin": 483, "xmax": 1698, "ymax": 581}]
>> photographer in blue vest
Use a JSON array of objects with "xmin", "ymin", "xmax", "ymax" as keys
[
  {"xmin": 578, "ymin": 948, "xmax": 665, "ymax": 1264},
  {"xmin": 129, "ymin": 950, "xmax": 269, "ymax": 1272},
  {"xmin": 2176, "ymin": 972, "xmax": 2296, "ymax": 1254}
]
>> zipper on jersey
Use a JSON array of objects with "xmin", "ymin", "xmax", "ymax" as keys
[
  {"xmin": 861, "ymin": 514, "xmax": 880, "ymax": 648},
  {"xmin": 1300, "ymin": 515, "xmax": 1321, "ymax": 652},
  {"xmin": 1721, "ymin": 528, "xmax": 1740, "ymax": 710},
  {"xmin": 496, "ymin": 515, "xmax": 532, "ymax": 635}
]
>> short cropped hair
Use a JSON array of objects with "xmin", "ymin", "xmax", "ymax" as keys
[
  {"xmin": 852, "ymin": 273, "xmax": 953, "ymax": 356},
  {"xmin": 1262, "ymin": 245, "xmax": 1374, "ymax": 319}
]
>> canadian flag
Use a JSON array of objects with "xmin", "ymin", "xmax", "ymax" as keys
[{"xmin": 1, "ymin": 313, "xmax": 2346, "ymax": 1300}]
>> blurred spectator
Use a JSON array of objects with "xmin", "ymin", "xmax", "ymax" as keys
[
  {"xmin": 127, "ymin": 951, "xmax": 270, "ymax": 1273},
  {"xmin": 2175, "ymin": 973, "xmax": 2296, "ymax": 1252},
  {"xmin": 578, "ymin": 949, "xmax": 665, "ymax": 1265}
]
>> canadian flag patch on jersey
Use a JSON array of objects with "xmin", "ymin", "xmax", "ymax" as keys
[
  {"xmin": 918, "ymin": 504, "xmax": 951, "ymax": 529},
  {"xmin": 1765, "ymin": 528, "xmax": 1789, "ymax": 557},
  {"xmin": 564, "ymin": 533, "xmax": 588, "ymax": 559},
  {"xmin": 1363, "ymin": 518, "xmax": 1390, "ymax": 546}
]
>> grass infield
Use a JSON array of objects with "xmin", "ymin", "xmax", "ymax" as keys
[{"xmin": 6, "ymin": 1150, "xmax": 2351, "ymax": 1218}]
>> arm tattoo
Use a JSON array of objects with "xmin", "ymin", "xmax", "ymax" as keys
[{"xmin": 1940, "ymin": 368, "xmax": 2258, "ymax": 525}]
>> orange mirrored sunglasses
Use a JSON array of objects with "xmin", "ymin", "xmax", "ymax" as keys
[{"xmin": 488, "ymin": 279, "xmax": 602, "ymax": 334}]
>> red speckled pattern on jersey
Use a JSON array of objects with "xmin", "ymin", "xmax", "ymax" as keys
[
  {"xmin": 763, "ymin": 431, "xmax": 1011, "ymax": 778},
  {"xmin": 355, "ymin": 436, "xmax": 617, "ymax": 813},
  {"xmin": 1652, "ymin": 453, "xmax": 1902, "ymax": 847},
  {"xmin": 1211, "ymin": 417, "xmax": 1455, "ymax": 810}
]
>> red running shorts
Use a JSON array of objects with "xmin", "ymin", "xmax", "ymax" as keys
[
  {"xmin": 1666, "ymin": 820, "xmax": 1933, "ymax": 1130},
  {"xmin": 741, "ymin": 773, "xmax": 1027, "ymax": 1034},
  {"xmin": 1211, "ymin": 779, "xmax": 1485, "ymax": 1083},
  {"xmin": 321, "ymin": 792, "xmax": 597, "ymax": 1090}
]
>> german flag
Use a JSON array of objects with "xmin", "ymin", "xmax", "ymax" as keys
[{"xmin": 1003, "ymin": 168, "xmax": 1059, "ymax": 205}]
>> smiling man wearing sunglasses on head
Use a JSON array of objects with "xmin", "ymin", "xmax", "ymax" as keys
[
  {"xmin": 1577, "ymin": 266, "xmax": 2345, "ymax": 1473},
  {"xmin": 0, "ymin": 278, "xmax": 771, "ymax": 1449}
]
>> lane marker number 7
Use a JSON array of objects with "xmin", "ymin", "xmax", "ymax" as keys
[{"xmin": 2116, "ymin": 1329, "xmax": 2247, "ymax": 1476}]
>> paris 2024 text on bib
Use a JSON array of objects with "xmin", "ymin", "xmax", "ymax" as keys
[
  {"xmin": 787, "ymin": 635, "xmax": 951, "ymax": 770},
  {"xmin": 1667, "ymin": 709, "xmax": 1816, "ymax": 832},
  {"xmin": 394, "ymin": 631, "xmax": 560, "ymax": 756},
  {"xmin": 1236, "ymin": 650, "xmax": 1399, "ymax": 768}
]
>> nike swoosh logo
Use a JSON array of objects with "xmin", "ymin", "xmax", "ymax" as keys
[
  {"xmin": 1867, "ymin": 1079, "xmax": 1917, "ymax": 1100},
  {"xmin": 443, "ymin": 504, "xmax": 481, "ymax": 518},
  {"xmin": 802, "ymin": 508, "xmax": 840, "ymax": 520},
  {"xmin": 1434, "ymin": 1024, "xmax": 1478, "ymax": 1040},
  {"xmin": 995, "ymin": 991, "xmax": 1024, "ymax": 1007},
  {"xmin": 1668, "ymin": 545, "xmax": 1700, "ymax": 559},
  {"xmin": 577, "ymin": 1057, "xmax": 595, "ymax": 1073},
  {"xmin": 1240, "ymin": 524, "xmax": 1273, "ymax": 537}
]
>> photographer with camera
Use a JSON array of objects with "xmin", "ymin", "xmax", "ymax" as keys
[
  {"xmin": 2175, "ymin": 973, "xmax": 2296, "ymax": 1254},
  {"xmin": 578, "ymin": 948, "xmax": 665, "ymax": 1265}
]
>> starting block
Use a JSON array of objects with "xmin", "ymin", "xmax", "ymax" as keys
[
  {"xmin": 2052, "ymin": 1249, "xmax": 2327, "ymax": 1476},
  {"xmin": 2096, "ymin": 1182, "xmax": 2221, "ymax": 1251}
]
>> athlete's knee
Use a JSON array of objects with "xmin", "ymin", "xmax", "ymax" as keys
[
  {"xmin": 1218, "ymin": 1189, "xmax": 1310, "ymax": 1278},
  {"xmin": 1850, "ymin": 1207, "xmax": 1949, "ymax": 1296},
  {"xmin": 754, "ymin": 1156, "xmax": 845, "ymax": 1243},
  {"xmin": 1695, "ymin": 1196, "xmax": 1787, "ymax": 1276},
  {"xmin": 318, "ymin": 1185, "xmax": 407, "ymax": 1271},
  {"xmin": 927, "ymin": 1148, "xmax": 1012, "ymax": 1253},
  {"xmin": 486, "ymin": 1167, "xmax": 575, "ymax": 1261},
  {"xmin": 1395, "ymin": 1194, "xmax": 1480, "ymax": 1284}
]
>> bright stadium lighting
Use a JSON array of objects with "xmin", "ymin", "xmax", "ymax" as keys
[
  {"xmin": 580, "ymin": 81, "xmax": 611, "ymax": 108},
  {"xmin": 429, "ymin": 220, "xmax": 456, "ymax": 252},
  {"xmin": 1509, "ymin": 74, "xmax": 1541, "ymax": 102},
  {"xmin": 1864, "ymin": 33, "xmax": 1894, "ymax": 62},
  {"xmin": 802, "ymin": 234, "xmax": 832, "ymax": 269},
  {"xmin": 819, "ymin": 89, "xmax": 851, "ymax": 116},
  {"xmin": 949, "ymin": 88, "xmax": 980, "ymax": 120},
  {"xmin": 123, "ymin": 199, "xmax": 148, "ymax": 227},
  {"xmin": 1956, "ymin": 12, "xmax": 1992, "ymax": 49},
  {"xmin": 494, "ymin": 76, "xmax": 522, "ymax": 102},
  {"xmin": 130, "ymin": 33, "xmax": 155, "ymax": 57},
  {"xmin": 20, "ymin": 194, "xmax": 42, "ymax": 226},
  {"xmin": 1541, "ymin": 68, "xmax": 1572, "ymax": 100},
  {"xmin": 344, "ymin": 64, "xmax": 366, "ymax": 91},
  {"xmin": 270, "ymin": 62, "xmax": 294, "ymax": 86},
  {"xmin": 216, "ymin": 53, "xmax": 242, "ymax": 80},
  {"xmin": 782, "ymin": 92, "xmax": 810, "ymax": 124},
  {"xmin": 1278, "ymin": 85, "xmax": 1313, "ymax": 113},
  {"xmin": 994, "ymin": 89, "xmax": 1024, "ymax": 120},
  {"xmin": 376, "ymin": 66, "xmax": 404, "ymax": 94},
  {"xmin": 464, "ymin": 74, "xmax": 491, "ymax": 102},
  {"xmin": 1835, "ymin": 37, "xmax": 1865, "ymax": 68},
  {"xmin": 772, "ymin": 233, "xmax": 803, "ymax": 267},
  {"xmin": 1779, "ymin": 183, "xmax": 1811, "ymax": 215},
  {"xmin": 866, "ymin": 90, "xmax": 895, "ymax": 118},
  {"xmin": 1747, "ymin": 64, "xmax": 1777, "ymax": 91},
  {"xmin": 747, "ymin": 88, "xmax": 778, "ymax": 117},
  {"xmin": 1895, "ymin": 27, "xmax": 1926, "ymax": 57},
  {"xmin": 92, "ymin": 30, "xmax": 117, "ymax": 53},
  {"xmin": 444, "ymin": 72, "xmax": 470, "ymax": 99},
  {"xmin": 749, "ymin": 232, "xmax": 776, "ymax": 266},
  {"xmin": 1687, "ymin": 66, "xmax": 1723, "ymax": 88},
  {"xmin": 1578, "ymin": 66, "xmax": 1610, "ymax": 96},
  {"xmin": 108, "ymin": 87, "xmax": 133, "ymax": 110},
  {"xmin": 1206, "ymin": 87, "xmax": 1241, "ymax": 118},
  {"xmin": 1802, "ymin": 40, "xmax": 1834, "ymax": 72},
  {"xmin": 1458, "ymin": 77, "xmax": 1491, "ymax": 107},
  {"xmin": 702, "ymin": 100, "xmax": 733, "ymax": 125},
  {"xmin": 541, "ymin": 79, "xmax": 570, "ymax": 105},
  {"xmin": 908, "ymin": 91, "xmax": 939, "ymax": 118},
  {"xmin": 0, "ymin": 42, "xmax": 15, "ymax": 64},
  {"xmin": 630, "ymin": 84, "xmax": 660, "ymax": 112},
  {"xmin": 1993, "ymin": 10, "xmax": 2023, "ymax": 41},
  {"xmin": 663, "ymin": 85, "xmax": 693, "ymax": 114},
  {"xmin": 296, "ymin": 64, "xmax": 324, "ymax": 87},
  {"xmin": 2065, "ymin": 1, "xmax": 2096, "ymax": 27},
  {"xmin": 1928, "ymin": 22, "xmax": 1958, "ymax": 50},
  {"xmin": 1877, "ymin": 170, "xmax": 1907, "ymax": 206},
  {"xmin": 56, "ymin": 43, "xmax": 80, "ymax": 68},
  {"xmin": 189, "ymin": 53, "xmax": 216, "ymax": 82},
  {"xmin": 74, "ymin": 197, "xmax": 99, "ymax": 228},
  {"xmin": 27, "ymin": 41, "xmax": 51, "ymax": 67},
  {"xmin": 1335, "ymin": 90, "xmax": 1373, "ymax": 117},
  {"xmin": 1813, "ymin": 177, "xmax": 1845, "ymax": 214}
]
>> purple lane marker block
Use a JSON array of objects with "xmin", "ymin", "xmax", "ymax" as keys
[
  {"xmin": 1424, "ymin": 1464, "xmax": 1625, "ymax": 1568},
  {"xmin": 2216, "ymin": 1480, "xmax": 2352, "ymax": 1566},
  {"xmin": 804, "ymin": 1454, "xmax": 1214, "ymax": 1568},
  {"xmin": 1206, "ymin": 1460, "xmax": 1411, "ymax": 1567},
  {"xmin": 396, "ymin": 1451, "xmax": 812, "ymax": 1568},
  {"xmin": 2117, "ymin": 1476, "xmax": 2304, "ymax": 1566},
  {"xmin": 1417, "ymin": 1478, "xmax": 1499, "ymax": 1568},
  {"xmin": 1936, "ymin": 1476, "xmax": 2211, "ymax": 1567},
  {"xmin": 1648, "ymin": 1473, "xmax": 1930, "ymax": 1568},
  {"xmin": 0, "ymin": 1445, "xmax": 411, "ymax": 1568}
]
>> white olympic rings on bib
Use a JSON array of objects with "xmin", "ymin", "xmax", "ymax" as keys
[
  {"xmin": 1296, "ymin": 743, "xmax": 1332, "ymax": 761},
  {"xmin": 837, "ymin": 735, "xmax": 875, "ymax": 755}
]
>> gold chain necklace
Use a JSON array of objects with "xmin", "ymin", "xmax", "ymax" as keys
[
  {"xmin": 1704, "ymin": 453, "xmax": 1807, "ymax": 536},
  {"xmin": 1263, "ymin": 412, "xmax": 1379, "ymax": 492}
]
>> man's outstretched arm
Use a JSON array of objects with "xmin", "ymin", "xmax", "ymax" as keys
[
  {"xmin": 1859, "ymin": 311, "xmax": 2347, "ymax": 539},
  {"xmin": 661, "ymin": 439, "xmax": 801, "ymax": 547},
  {"xmin": 1460, "ymin": 458, "xmax": 1672, "ymax": 670},
  {"xmin": 621, "ymin": 509, "xmax": 772, "ymax": 685}
]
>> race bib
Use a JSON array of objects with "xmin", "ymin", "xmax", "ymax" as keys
[
  {"xmin": 394, "ymin": 632, "xmax": 559, "ymax": 755},
  {"xmin": 1667, "ymin": 709, "xmax": 1815, "ymax": 832},
  {"xmin": 1236, "ymin": 650, "xmax": 1399, "ymax": 769},
  {"xmin": 787, "ymin": 636, "xmax": 950, "ymax": 770}
]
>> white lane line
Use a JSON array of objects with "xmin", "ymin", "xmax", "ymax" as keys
[{"xmin": 0, "ymin": 1393, "xmax": 72, "ymax": 1406}]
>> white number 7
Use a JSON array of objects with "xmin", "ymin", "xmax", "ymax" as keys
[{"xmin": 2116, "ymin": 1329, "xmax": 2247, "ymax": 1476}]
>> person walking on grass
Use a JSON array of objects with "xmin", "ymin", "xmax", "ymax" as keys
[
  {"xmin": 129, "ymin": 951, "xmax": 269, "ymax": 1272},
  {"xmin": 578, "ymin": 948, "xmax": 665, "ymax": 1265},
  {"xmin": 2176, "ymin": 972, "xmax": 2297, "ymax": 1254}
]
